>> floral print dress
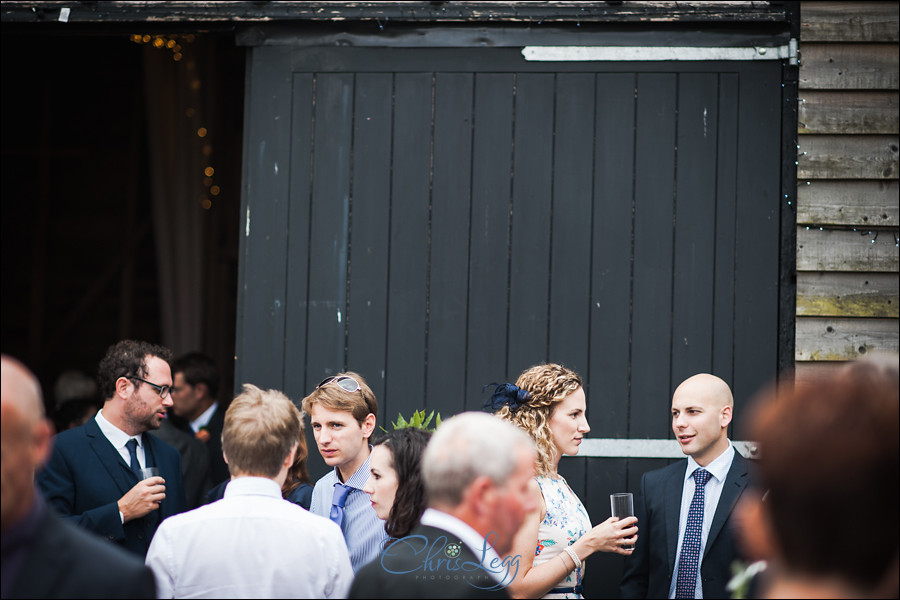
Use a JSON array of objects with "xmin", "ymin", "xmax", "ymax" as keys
[{"xmin": 534, "ymin": 475, "xmax": 592, "ymax": 599}]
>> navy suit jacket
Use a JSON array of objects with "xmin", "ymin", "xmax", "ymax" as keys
[
  {"xmin": 4, "ymin": 501, "xmax": 156, "ymax": 599},
  {"xmin": 36, "ymin": 417, "xmax": 186, "ymax": 557},
  {"xmin": 619, "ymin": 452, "xmax": 751, "ymax": 599}
]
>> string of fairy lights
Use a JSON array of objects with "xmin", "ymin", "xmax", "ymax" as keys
[{"xmin": 130, "ymin": 33, "xmax": 220, "ymax": 211}]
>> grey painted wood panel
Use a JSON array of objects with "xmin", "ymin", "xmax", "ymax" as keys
[
  {"xmin": 590, "ymin": 73, "xmax": 636, "ymax": 440},
  {"xmin": 346, "ymin": 73, "xmax": 393, "ymax": 406},
  {"xmin": 631, "ymin": 73, "xmax": 677, "ymax": 439},
  {"xmin": 426, "ymin": 73, "xmax": 474, "ymax": 412},
  {"xmin": 507, "ymin": 73, "xmax": 554, "ymax": 377}
]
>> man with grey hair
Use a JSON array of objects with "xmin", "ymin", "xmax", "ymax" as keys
[
  {"xmin": 349, "ymin": 411, "xmax": 538, "ymax": 599},
  {"xmin": 145, "ymin": 384, "xmax": 352, "ymax": 598}
]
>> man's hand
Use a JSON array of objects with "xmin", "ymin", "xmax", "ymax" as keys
[{"xmin": 117, "ymin": 476, "xmax": 166, "ymax": 522}]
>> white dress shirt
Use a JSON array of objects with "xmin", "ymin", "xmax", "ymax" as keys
[
  {"xmin": 95, "ymin": 409, "xmax": 147, "ymax": 468},
  {"xmin": 146, "ymin": 476, "xmax": 353, "ymax": 599},
  {"xmin": 189, "ymin": 402, "xmax": 218, "ymax": 433},
  {"xmin": 668, "ymin": 443, "xmax": 736, "ymax": 599}
]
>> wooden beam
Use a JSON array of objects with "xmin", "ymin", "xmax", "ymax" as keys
[
  {"xmin": 797, "ymin": 226, "xmax": 900, "ymax": 272},
  {"xmin": 797, "ymin": 271, "xmax": 899, "ymax": 317},
  {"xmin": 800, "ymin": 1, "xmax": 899, "ymax": 42},
  {"xmin": 0, "ymin": 2, "xmax": 791, "ymax": 24},
  {"xmin": 799, "ymin": 43, "xmax": 899, "ymax": 90},
  {"xmin": 798, "ymin": 134, "xmax": 899, "ymax": 179},
  {"xmin": 797, "ymin": 180, "xmax": 899, "ymax": 226},
  {"xmin": 798, "ymin": 90, "xmax": 899, "ymax": 134},
  {"xmin": 795, "ymin": 316, "xmax": 899, "ymax": 360}
]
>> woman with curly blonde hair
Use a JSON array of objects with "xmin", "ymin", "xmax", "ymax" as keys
[{"xmin": 487, "ymin": 363, "xmax": 638, "ymax": 599}]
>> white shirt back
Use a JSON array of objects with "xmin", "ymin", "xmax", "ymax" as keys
[{"xmin": 146, "ymin": 476, "xmax": 352, "ymax": 598}]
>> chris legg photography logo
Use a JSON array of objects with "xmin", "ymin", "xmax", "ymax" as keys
[{"xmin": 379, "ymin": 531, "xmax": 520, "ymax": 590}]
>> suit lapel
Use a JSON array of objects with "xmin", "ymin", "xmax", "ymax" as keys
[
  {"xmin": 703, "ymin": 452, "xmax": 749, "ymax": 558},
  {"xmin": 665, "ymin": 461, "xmax": 688, "ymax": 572},
  {"xmin": 84, "ymin": 418, "xmax": 139, "ymax": 494}
]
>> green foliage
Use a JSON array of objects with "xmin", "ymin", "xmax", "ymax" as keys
[{"xmin": 380, "ymin": 409, "xmax": 442, "ymax": 433}]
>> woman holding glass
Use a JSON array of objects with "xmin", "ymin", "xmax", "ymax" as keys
[{"xmin": 487, "ymin": 363, "xmax": 637, "ymax": 599}]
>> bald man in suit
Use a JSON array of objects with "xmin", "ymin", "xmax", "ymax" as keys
[{"xmin": 620, "ymin": 374, "xmax": 751, "ymax": 599}]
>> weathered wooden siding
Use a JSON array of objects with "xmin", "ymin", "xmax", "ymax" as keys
[{"xmin": 796, "ymin": 1, "xmax": 900, "ymax": 379}]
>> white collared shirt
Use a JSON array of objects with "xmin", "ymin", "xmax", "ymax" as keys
[
  {"xmin": 669, "ymin": 443, "xmax": 736, "ymax": 599},
  {"xmin": 146, "ymin": 476, "xmax": 353, "ymax": 598},
  {"xmin": 419, "ymin": 508, "xmax": 507, "ymax": 584},
  {"xmin": 95, "ymin": 409, "xmax": 146, "ymax": 468},
  {"xmin": 189, "ymin": 402, "xmax": 218, "ymax": 433}
]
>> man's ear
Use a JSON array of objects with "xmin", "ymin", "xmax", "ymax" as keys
[
  {"xmin": 32, "ymin": 419, "xmax": 53, "ymax": 470},
  {"xmin": 721, "ymin": 404, "xmax": 733, "ymax": 428},
  {"xmin": 115, "ymin": 376, "xmax": 132, "ymax": 399},
  {"xmin": 465, "ymin": 475, "xmax": 494, "ymax": 519},
  {"xmin": 195, "ymin": 382, "xmax": 209, "ymax": 399},
  {"xmin": 361, "ymin": 413, "xmax": 376, "ymax": 439}
]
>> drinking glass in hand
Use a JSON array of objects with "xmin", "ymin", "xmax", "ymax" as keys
[{"xmin": 610, "ymin": 492, "xmax": 635, "ymax": 550}]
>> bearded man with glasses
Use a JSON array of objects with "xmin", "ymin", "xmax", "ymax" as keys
[
  {"xmin": 38, "ymin": 339, "xmax": 187, "ymax": 557},
  {"xmin": 303, "ymin": 371, "xmax": 389, "ymax": 572}
]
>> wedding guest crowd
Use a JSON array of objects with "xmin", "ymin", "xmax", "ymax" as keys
[{"xmin": 5, "ymin": 337, "xmax": 897, "ymax": 599}]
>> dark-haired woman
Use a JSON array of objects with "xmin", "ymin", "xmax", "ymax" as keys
[{"xmin": 362, "ymin": 427, "xmax": 431, "ymax": 540}]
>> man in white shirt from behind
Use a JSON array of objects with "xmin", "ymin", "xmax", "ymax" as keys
[{"xmin": 146, "ymin": 383, "xmax": 352, "ymax": 599}]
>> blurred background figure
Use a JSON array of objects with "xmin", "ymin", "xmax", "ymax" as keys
[
  {"xmin": 170, "ymin": 352, "xmax": 229, "ymax": 487},
  {"xmin": 50, "ymin": 368, "xmax": 101, "ymax": 433},
  {"xmin": 736, "ymin": 354, "xmax": 899, "ymax": 599},
  {"xmin": 362, "ymin": 427, "xmax": 431, "ymax": 540},
  {"xmin": 2, "ymin": 354, "xmax": 156, "ymax": 599}
]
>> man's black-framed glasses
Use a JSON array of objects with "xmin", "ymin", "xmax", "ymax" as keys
[
  {"xmin": 316, "ymin": 375, "xmax": 362, "ymax": 394},
  {"xmin": 128, "ymin": 376, "xmax": 172, "ymax": 399}
]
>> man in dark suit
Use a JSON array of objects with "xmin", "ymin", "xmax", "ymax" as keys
[
  {"xmin": 620, "ymin": 373, "xmax": 751, "ymax": 599},
  {"xmin": 169, "ymin": 352, "xmax": 229, "ymax": 488},
  {"xmin": 37, "ymin": 340, "xmax": 186, "ymax": 557},
  {"xmin": 2, "ymin": 354, "xmax": 156, "ymax": 599},
  {"xmin": 349, "ymin": 412, "xmax": 538, "ymax": 599}
]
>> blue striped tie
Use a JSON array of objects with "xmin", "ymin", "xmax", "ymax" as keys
[
  {"xmin": 675, "ymin": 468, "xmax": 712, "ymax": 598},
  {"xmin": 329, "ymin": 483, "xmax": 351, "ymax": 527}
]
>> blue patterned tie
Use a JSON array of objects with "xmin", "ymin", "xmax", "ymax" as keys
[
  {"xmin": 125, "ymin": 438, "xmax": 142, "ymax": 475},
  {"xmin": 675, "ymin": 468, "xmax": 712, "ymax": 598},
  {"xmin": 329, "ymin": 483, "xmax": 351, "ymax": 527}
]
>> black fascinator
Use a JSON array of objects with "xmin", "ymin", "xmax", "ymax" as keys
[{"xmin": 482, "ymin": 382, "xmax": 530, "ymax": 413}]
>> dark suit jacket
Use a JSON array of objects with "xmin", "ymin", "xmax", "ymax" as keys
[
  {"xmin": 36, "ymin": 418, "xmax": 186, "ymax": 557},
  {"xmin": 149, "ymin": 417, "xmax": 213, "ymax": 509},
  {"xmin": 620, "ymin": 452, "xmax": 751, "ymax": 599},
  {"xmin": 348, "ymin": 524, "xmax": 510, "ymax": 599},
  {"xmin": 4, "ymin": 503, "xmax": 157, "ymax": 599},
  {"xmin": 201, "ymin": 404, "xmax": 230, "ymax": 487}
]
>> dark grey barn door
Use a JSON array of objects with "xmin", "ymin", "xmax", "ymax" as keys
[
  {"xmin": 238, "ymin": 45, "xmax": 783, "ymax": 431},
  {"xmin": 236, "ymin": 44, "xmax": 786, "ymax": 595}
]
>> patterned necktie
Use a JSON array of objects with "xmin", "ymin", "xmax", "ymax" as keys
[
  {"xmin": 675, "ymin": 468, "xmax": 712, "ymax": 599},
  {"xmin": 329, "ymin": 483, "xmax": 352, "ymax": 527},
  {"xmin": 125, "ymin": 438, "xmax": 142, "ymax": 475}
]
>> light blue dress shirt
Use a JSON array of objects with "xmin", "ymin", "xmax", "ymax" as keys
[{"xmin": 310, "ymin": 449, "xmax": 388, "ymax": 572}]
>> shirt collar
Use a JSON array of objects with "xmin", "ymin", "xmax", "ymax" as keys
[
  {"xmin": 420, "ymin": 508, "xmax": 506, "ymax": 584},
  {"xmin": 222, "ymin": 476, "xmax": 283, "ymax": 499},
  {"xmin": 95, "ymin": 409, "xmax": 142, "ymax": 449},
  {"xmin": 190, "ymin": 402, "xmax": 219, "ymax": 432},
  {"xmin": 338, "ymin": 445, "xmax": 374, "ymax": 490},
  {"xmin": 685, "ymin": 441, "xmax": 735, "ymax": 483}
]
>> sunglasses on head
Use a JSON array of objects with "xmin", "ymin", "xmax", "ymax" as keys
[{"xmin": 316, "ymin": 375, "xmax": 362, "ymax": 393}]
